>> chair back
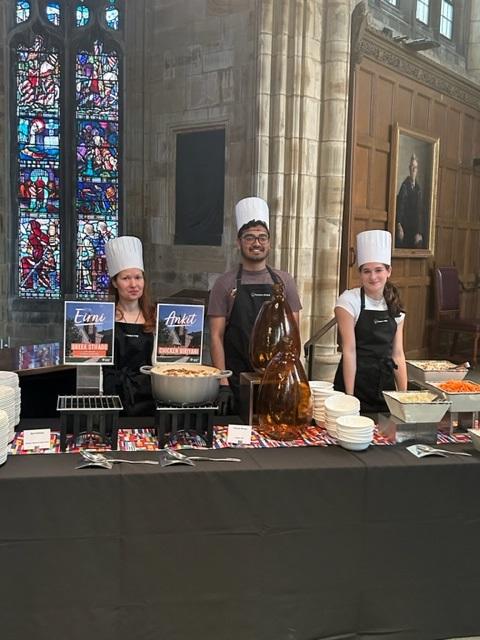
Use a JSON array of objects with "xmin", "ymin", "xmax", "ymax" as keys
[{"xmin": 434, "ymin": 266, "xmax": 460, "ymax": 318}]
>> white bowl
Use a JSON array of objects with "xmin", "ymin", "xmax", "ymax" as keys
[
  {"xmin": 336, "ymin": 415, "xmax": 375, "ymax": 430},
  {"xmin": 337, "ymin": 439, "xmax": 370, "ymax": 451},
  {"xmin": 336, "ymin": 430, "xmax": 373, "ymax": 443},
  {"xmin": 325, "ymin": 394, "xmax": 360, "ymax": 414},
  {"xmin": 309, "ymin": 380, "xmax": 334, "ymax": 390}
]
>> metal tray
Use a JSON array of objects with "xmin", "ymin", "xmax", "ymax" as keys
[
  {"xmin": 422, "ymin": 382, "xmax": 480, "ymax": 413},
  {"xmin": 407, "ymin": 360, "xmax": 468, "ymax": 384}
]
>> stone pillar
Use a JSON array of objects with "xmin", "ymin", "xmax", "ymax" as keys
[
  {"xmin": 255, "ymin": 0, "xmax": 354, "ymax": 379},
  {"xmin": 467, "ymin": 1, "xmax": 480, "ymax": 83}
]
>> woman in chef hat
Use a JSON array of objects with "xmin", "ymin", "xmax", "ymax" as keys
[
  {"xmin": 333, "ymin": 230, "xmax": 407, "ymax": 413},
  {"xmin": 103, "ymin": 236, "xmax": 156, "ymax": 416}
]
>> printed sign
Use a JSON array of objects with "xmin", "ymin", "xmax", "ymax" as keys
[
  {"xmin": 64, "ymin": 301, "xmax": 115, "ymax": 365},
  {"xmin": 155, "ymin": 303, "xmax": 205, "ymax": 364}
]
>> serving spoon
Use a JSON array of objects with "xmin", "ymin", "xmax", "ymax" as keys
[
  {"xmin": 416, "ymin": 444, "xmax": 472, "ymax": 457},
  {"xmin": 81, "ymin": 450, "xmax": 159, "ymax": 465},
  {"xmin": 164, "ymin": 449, "xmax": 241, "ymax": 463}
]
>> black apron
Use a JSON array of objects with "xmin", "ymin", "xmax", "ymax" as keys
[
  {"xmin": 334, "ymin": 288, "xmax": 398, "ymax": 413},
  {"xmin": 224, "ymin": 264, "xmax": 282, "ymax": 407},
  {"xmin": 103, "ymin": 321, "xmax": 155, "ymax": 416}
]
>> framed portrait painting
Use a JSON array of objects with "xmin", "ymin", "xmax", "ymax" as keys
[{"xmin": 388, "ymin": 124, "xmax": 440, "ymax": 258}]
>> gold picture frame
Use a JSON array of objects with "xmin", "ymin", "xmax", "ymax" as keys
[{"xmin": 388, "ymin": 124, "xmax": 440, "ymax": 258}]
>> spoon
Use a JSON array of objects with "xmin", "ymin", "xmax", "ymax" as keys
[
  {"xmin": 81, "ymin": 450, "xmax": 159, "ymax": 465},
  {"xmin": 165, "ymin": 449, "xmax": 241, "ymax": 463},
  {"xmin": 416, "ymin": 444, "xmax": 472, "ymax": 457}
]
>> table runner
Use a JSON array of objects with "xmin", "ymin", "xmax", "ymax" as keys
[{"xmin": 7, "ymin": 423, "xmax": 472, "ymax": 455}]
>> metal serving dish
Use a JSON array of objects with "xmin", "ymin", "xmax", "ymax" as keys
[
  {"xmin": 382, "ymin": 390, "xmax": 451, "ymax": 423},
  {"xmin": 422, "ymin": 381, "xmax": 480, "ymax": 413},
  {"xmin": 140, "ymin": 363, "xmax": 232, "ymax": 404},
  {"xmin": 406, "ymin": 360, "xmax": 468, "ymax": 384}
]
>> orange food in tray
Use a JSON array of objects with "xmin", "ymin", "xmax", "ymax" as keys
[{"xmin": 437, "ymin": 380, "xmax": 480, "ymax": 393}]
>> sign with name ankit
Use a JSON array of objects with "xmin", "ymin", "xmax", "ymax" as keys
[
  {"xmin": 64, "ymin": 301, "xmax": 115, "ymax": 365},
  {"xmin": 155, "ymin": 303, "xmax": 205, "ymax": 364}
]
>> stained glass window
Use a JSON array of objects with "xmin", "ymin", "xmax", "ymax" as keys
[
  {"xmin": 16, "ymin": 36, "xmax": 61, "ymax": 298},
  {"xmin": 46, "ymin": 2, "xmax": 60, "ymax": 25},
  {"xmin": 76, "ymin": 2, "xmax": 89, "ymax": 27},
  {"xmin": 105, "ymin": 1, "xmax": 119, "ymax": 30},
  {"xmin": 16, "ymin": 0, "xmax": 30, "ymax": 23},
  {"xmin": 75, "ymin": 41, "xmax": 119, "ymax": 297},
  {"xmin": 12, "ymin": 1, "xmax": 123, "ymax": 301}
]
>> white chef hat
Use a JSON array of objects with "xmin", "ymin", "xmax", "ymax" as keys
[
  {"xmin": 356, "ymin": 230, "xmax": 392, "ymax": 267},
  {"xmin": 105, "ymin": 236, "xmax": 144, "ymax": 278},
  {"xmin": 235, "ymin": 197, "xmax": 269, "ymax": 231}
]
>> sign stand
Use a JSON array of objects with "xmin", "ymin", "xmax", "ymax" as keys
[{"xmin": 76, "ymin": 365, "xmax": 102, "ymax": 395}]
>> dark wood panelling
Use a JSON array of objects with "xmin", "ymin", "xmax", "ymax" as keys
[{"xmin": 349, "ymin": 35, "xmax": 480, "ymax": 357}]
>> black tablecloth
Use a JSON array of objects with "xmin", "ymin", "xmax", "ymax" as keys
[{"xmin": 1, "ymin": 437, "xmax": 480, "ymax": 640}]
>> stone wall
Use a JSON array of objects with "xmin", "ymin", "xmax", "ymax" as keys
[{"xmin": 140, "ymin": 0, "xmax": 257, "ymax": 301}]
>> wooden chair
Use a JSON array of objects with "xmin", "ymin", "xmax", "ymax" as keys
[{"xmin": 432, "ymin": 266, "xmax": 480, "ymax": 366}]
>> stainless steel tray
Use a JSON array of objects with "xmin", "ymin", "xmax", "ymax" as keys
[{"xmin": 422, "ymin": 382, "xmax": 480, "ymax": 413}]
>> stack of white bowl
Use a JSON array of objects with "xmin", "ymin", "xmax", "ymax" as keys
[
  {"xmin": 309, "ymin": 381, "xmax": 342, "ymax": 425},
  {"xmin": 324, "ymin": 394, "xmax": 361, "ymax": 437},
  {"xmin": 0, "ymin": 386, "xmax": 17, "ymax": 444},
  {"xmin": 0, "ymin": 409, "xmax": 8, "ymax": 465},
  {"xmin": 0, "ymin": 371, "xmax": 21, "ymax": 437},
  {"xmin": 335, "ymin": 415, "xmax": 375, "ymax": 451}
]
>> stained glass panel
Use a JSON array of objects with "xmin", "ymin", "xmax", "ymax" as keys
[
  {"xmin": 105, "ymin": 2, "xmax": 119, "ymax": 30},
  {"xmin": 16, "ymin": 36, "xmax": 61, "ymax": 299},
  {"xmin": 16, "ymin": 0, "xmax": 30, "ymax": 23},
  {"xmin": 46, "ymin": 2, "xmax": 60, "ymax": 26},
  {"xmin": 75, "ymin": 42, "xmax": 119, "ymax": 297},
  {"xmin": 76, "ymin": 3, "xmax": 89, "ymax": 27}
]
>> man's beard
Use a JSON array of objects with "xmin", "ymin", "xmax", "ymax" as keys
[{"xmin": 240, "ymin": 246, "xmax": 269, "ymax": 263}]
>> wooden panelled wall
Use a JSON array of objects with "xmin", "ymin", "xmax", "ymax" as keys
[{"xmin": 349, "ymin": 39, "xmax": 480, "ymax": 358}]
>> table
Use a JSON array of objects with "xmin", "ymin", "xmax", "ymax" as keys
[{"xmin": 1, "ymin": 438, "xmax": 480, "ymax": 640}]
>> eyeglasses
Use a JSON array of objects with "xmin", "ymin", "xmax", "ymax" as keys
[{"xmin": 241, "ymin": 233, "xmax": 269, "ymax": 244}]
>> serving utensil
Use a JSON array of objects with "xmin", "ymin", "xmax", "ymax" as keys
[
  {"xmin": 416, "ymin": 444, "xmax": 472, "ymax": 457},
  {"xmin": 165, "ymin": 449, "xmax": 241, "ymax": 463},
  {"xmin": 81, "ymin": 450, "xmax": 159, "ymax": 465}
]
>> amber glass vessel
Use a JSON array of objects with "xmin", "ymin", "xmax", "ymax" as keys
[
  {"xmin": 249, "ymin": 282, "xmax": 301, "ymax": 373},
  {"xmin": 256, "ymin": 336, "xmax": 313, "ymax": 441}
]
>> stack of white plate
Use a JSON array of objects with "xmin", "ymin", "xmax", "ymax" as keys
[
  {"xmin": 0, "ymin": 386, "xmax": 17, "ymax": 443},
  {"xmin": 0, "ymin": 371, "xmax": 21, "ymax": 430},
  {"xmin": 324, "ymin": 394, "xmax": 361, "ymax": 437},
  {"xmin": 336, "ymin": 415, "xmax": 375, "ymax": 451},
  {"xmin": 0, "ymin": 408, "xmax": 9, "ymax": 465},
  {"xmin": 309, "ymin": 381, "xmax": 342, "ymax": 425}
]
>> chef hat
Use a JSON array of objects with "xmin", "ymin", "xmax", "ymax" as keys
[
  {"xmin": 235, "ymin": 197, "xmax": 269, "ymax": 231},
  {"xmin": 105, "ymin": 236, "xmax": 144, "ymax": 278},
  {"xmin": 356, "ymin": 230, "xmax": 392, "ymax": 267}
]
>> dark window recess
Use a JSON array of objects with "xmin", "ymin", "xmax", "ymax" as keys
[{"xmin": 175, "ymin": 129, "xmax": 225, "ymax": 246}]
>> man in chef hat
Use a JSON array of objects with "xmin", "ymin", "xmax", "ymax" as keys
[
  {"xmin": 208, "ymin": 196, "xmax": 302, "ymax": 413},
  {"xmin": 333, "ymin": 229, "xmax": 407, "ymax": 413}
]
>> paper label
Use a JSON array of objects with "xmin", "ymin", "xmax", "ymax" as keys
[
  {"xmin": 227, "ymin": 424, "xmax": 252, "ymax": 445},
  {"xmin": 23, "ymin": 429, "xmax": 51, "ymax": 450}
]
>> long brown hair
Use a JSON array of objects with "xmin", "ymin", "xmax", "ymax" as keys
[
  {"xmin": 109, "ymin": 273, "xmax": 156, "ymax": 333},
  {"xmin": 383, "ymin": 278, "xmax": 404, "ymax": 317}
]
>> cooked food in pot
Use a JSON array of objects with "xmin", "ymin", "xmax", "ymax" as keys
[{"xmin": 153, "ymin": 366, "xmax": 220, "ymax": 377}]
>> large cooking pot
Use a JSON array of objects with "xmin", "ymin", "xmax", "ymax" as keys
[{"xmin": 140, "ymin": 363, "xmax": 232, "ymax": 404}]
